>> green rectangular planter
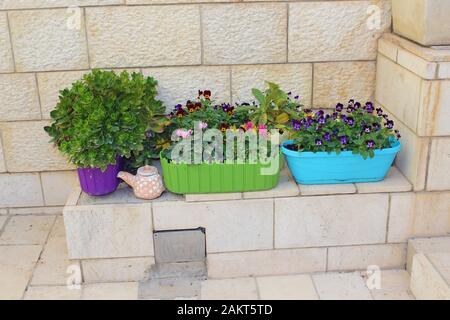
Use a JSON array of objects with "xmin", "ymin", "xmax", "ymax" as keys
[{"xmin": 160, "ymin": 155, "xmax": 281, "ymax": 194}]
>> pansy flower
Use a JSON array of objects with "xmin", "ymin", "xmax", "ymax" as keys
[
  {"xmin": 335, "ymin": 103, "xmax": 344, "ymax": 112},
  {"xmin": 194, "ymin": 102, "xmax": 202, "ymax": 111},
  {"xmin": 346, "ymin": 117, "xmax": 355, "ymax": 126},
  {"xmin": 363, "ymin": 125, "xmax": 371, "ymax": 133},
  {"xmin": 315, "ymin": 139, "xmax": 323, "ymax": 146},
  {"xmin": 385, "ymin": 120, "xmax": 394, "ymax": 129},
  {"xmin": 366, "ymin": 140, "xmax": 375, "ymax": 149},
  {"xmin": 292, "ymin": 119, "xmax": 301, "ymax": 131},
  {"xmin": 339, "ymin": 135, "xmax": 348, "ymax": 145},
  {"xmin": 376, "ymin": 108, "xmax": 383, "ymax": 116},
  {"xmin": 186, "ymin": 101, "xmax": 195, "ymax": 113},
  {"xmin": 219, "ymin": 123, "xmax": 229, "ymax": 132},
  {"xmin": 323, "ymin": 132, "xmax": 331, "ymax": 141},
  {"xmin": 203, "ymin": 90, "xmax": 211, "ymax": 100},
  {"xmin": 365, "ymin": 102, "xmax": 374, "ymax": 113},
  {"xmin": 373, "ymin": 123, "xmax": 380, "ymax": 132}
]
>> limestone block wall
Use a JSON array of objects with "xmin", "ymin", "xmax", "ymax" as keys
[
  {"xmin": 0, "ymin": 0, "xmax": 391, "ymax": 210},
  {"xmin": 375, "ymin": 33, "xmax": 450, "ymax": 192}
]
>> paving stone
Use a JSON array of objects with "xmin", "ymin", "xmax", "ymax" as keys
[
  {"xmin": 82, "ymin": 257, "xmax": 155, "ymax": 283},
  {"xmin": 24, "ymin": 286, "xmax": 81, "ymax": 300},
  {"xmin": 148, "ymin": 261, "xmax": 206, "ymax": 280},
  {"xmin": 355, "ymin": 167, "xmax": 412, "ymax": 193},
  {"xmin": 362, "ymin": 269, "xmax": 414, "ymax": 300},
  {"xmin": 312, "ymin": 272, "xmax": 373, "ymax": 300},
  {"xmin": 31, "ymin": 217, "xmax": 81, "ymax": 286},
  {"xmin": 256, "ymin": 275, "xmax": 318, "ymax": 300},
  {"xmin": 298, "ymin": 183, "xmax": 356, "ymax": 196},
  {"xmin": 83, "ymin": 282, "xmax": 139, "ymax": 300},
  {"xmin": 0, "ymin": 215, "xmax": 55, "ymax": 245},
  {"xmin": 200, "ymin": 278, "xmax": 258, "ymax": 300},
  {"xmin": 139, "ymin": 277, "xmax": 201, "ymax": 300},
  {"xmin": 7, "ymin": 206, "xmax": 63, "ymax": 216},
  {"xmin": 0, "ymin": 245, "xmax": 42, "ymax": 299}
]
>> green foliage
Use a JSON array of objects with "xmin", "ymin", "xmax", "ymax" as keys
[
  {"xmin": 44, "ymin": 69, "xmax": 166, "ymax": 170},
  {"xmin": 288, "ymin": 102, "xmax": 401, "ymax": 159},
  {"xmin": 248, "ymin": 82, "xmax": 302, "ymax": 130}
]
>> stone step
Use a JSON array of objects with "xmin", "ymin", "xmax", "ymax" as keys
[
  {"xmin": 410, "ymin": 253, "xmax": 450, "ymax": 300},
  {"xmin": 407, "ymin": 236, "xmax": 450, "ymax": 300},
  {"xmin": 62, "ymin": 164, "xmax": 450, "ymax": 281},
  {"xmin": 407, "ymin": 236, "xmax": 450, "ymax": 273}
]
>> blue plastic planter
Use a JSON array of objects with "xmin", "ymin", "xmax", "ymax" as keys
[{"xmin": 281, "ymin": 140, "xmax": 401, "ymax": 184}]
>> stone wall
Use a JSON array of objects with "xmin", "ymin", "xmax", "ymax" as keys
[{"xmin": 0, "ymin": 0, "xmax": 391, "ymax": 209}]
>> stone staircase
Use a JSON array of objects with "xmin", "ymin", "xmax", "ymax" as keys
[{"xmin": 408, "ymin": 237, "xmax": 450, "ymax": 300}]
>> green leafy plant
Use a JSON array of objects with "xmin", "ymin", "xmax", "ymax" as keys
[
  {"xmin": 249, "ymin": 82, "xmax": 302, "ymax": 130},
  {"xmin": 287, "ymin": 101, "xmax": 401, "ymax": 159},
  {"xmin": 44, "ymin": 69, "xmax": 166, "ymax": 170}
]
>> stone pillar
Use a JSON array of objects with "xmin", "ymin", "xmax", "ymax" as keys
[
  {"xmin": 392, "ymin": 0, "xmax": 450, "ymax": 46},
  {"xmin": 375, "ymin": 33, "xmax": 450, "ymax": 192}
]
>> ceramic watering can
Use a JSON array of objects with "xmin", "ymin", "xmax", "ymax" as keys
[{"xmin": 117, "ymin": 165, "xmax": 165, "ymax": 200}]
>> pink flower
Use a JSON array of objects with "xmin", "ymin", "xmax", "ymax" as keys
[
  {"xmin": 198, "ymin": 121, "xmax": 208, "ymax": 130},
  {"xmin": 258, "ymin": 124, "xmax": 268, "ymax": 138},
  {"xmin": 245, "ymin": 122, "xmax": 255, "ymax": 130},
  {"xmin": 175, "ymin": 129, "xmax": 192, "ymax": 139}
]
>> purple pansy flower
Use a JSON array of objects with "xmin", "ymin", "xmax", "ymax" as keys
[
  {"xmin": 376, "ymin": 108, "xmax": 383, "ymax": 116},
  {"xmin": 385, "ymin": 120, "xmax": 394, "ymax": 129},
  {"xmin": 339, "ymin": 135, "xmax": 348, "ymax": 145},
  {"xmin": 292, "ymin": 119, "xmax": 302, "ymax": 131},
  {"xmin": 373, "ymin": 123, "xmax": 380, "ymax": 131},
  {"xmin": 335, "ymin": 103, "xmax": 344, "ymax": 112},
  {"xmin": 364, "ymin": 125, "xmax": 372, "ymax": 133},
  {"xmin": 346, "ymin": 117, "xmax": 355, "ymax": 126},
  {"xmin": 315, "ymin": 139, "xmax": 323, "ymax": 146},
  {"xmin": 318, "ymin": 116, "xmax": 326, "ymax": 125},
  {"xmin": 366, "ymin": 140, "xmax": 375, "ymax": 149},
  {"xmin": 323, "ymin": 132, "xmax": 331, "ymax": 141},
  {"xmin": 365, "ymin": 102, "xmax": 374, "ymax": 113}
]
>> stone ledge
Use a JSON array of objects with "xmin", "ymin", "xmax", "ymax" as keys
[{"xmin": 379, "ymin": 34, "xmax": 450, "ymax": 80}]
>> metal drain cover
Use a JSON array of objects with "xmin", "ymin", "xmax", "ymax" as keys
[{"xmin": 154, "ymin": 228, "xmax": 206, "ymax": 264}]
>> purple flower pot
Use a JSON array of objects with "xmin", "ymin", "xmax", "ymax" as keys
[{"xmin": 77, "ymin": 157, "xmax": 124, "ymax": 196}]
